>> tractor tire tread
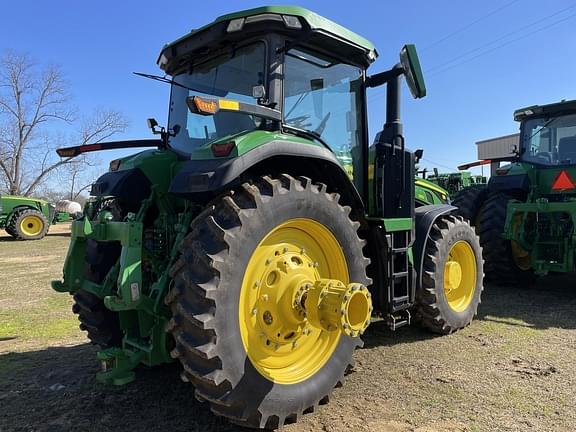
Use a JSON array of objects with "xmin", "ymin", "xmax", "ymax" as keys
[{"xmin": 167, "ymin": 174, "xmax": 368, "ymax": 429}]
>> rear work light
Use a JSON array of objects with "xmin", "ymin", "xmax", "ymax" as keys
[
  {"xmin": 227, "ymin": 14, "xmax": 301, "ymax": 33},
  {"xmin": 211, "ymin": 142, "xmax": 236, "ymax": 157}
]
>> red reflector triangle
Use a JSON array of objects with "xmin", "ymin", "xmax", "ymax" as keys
[{"xmin": 552, "ymin": 170, "xmax": 576, "ymax": 191}]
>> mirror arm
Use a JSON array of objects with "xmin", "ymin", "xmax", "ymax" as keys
[{"xmin": 366, "ymin": 64, "xmax": 403, "ymax": 88}]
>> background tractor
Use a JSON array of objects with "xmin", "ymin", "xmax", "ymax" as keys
[
  {"xmin": 424, "ymin": 169, "xmax": 486, "ymax": 195},
  {"xmin": 0, "ymin": 195, "xmax": 57, "ymax": 240},
  {"xmin": 51, "ymin": 7, "xmax": 483, "ymax": 429},
  {"xmin": 454, "ymin": 99, "xmax": 576, "ymax": 284}
]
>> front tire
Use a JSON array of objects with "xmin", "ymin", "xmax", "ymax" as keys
[
  {"xmin": 166, "ymin": 174, "xmax": 370, "ymax": 429},
  {"xmin": 417, "ymin": 215, "xmax": 483, "ymax": 334}
]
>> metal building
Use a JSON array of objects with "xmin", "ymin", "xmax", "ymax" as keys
[{"xmin": 474, "ymin": 133, "xmax": 520, "ymax": 175}]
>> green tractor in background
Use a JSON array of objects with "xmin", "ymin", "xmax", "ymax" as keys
[
  {"xmin": 454, "ymin": 99, "xmax": 576, "ymax": 284},
  {"xmin": 340, "ymin": 149, "xmax": 452, "ymax": 206},
  {"xmin": 423, "ymin": 169, "xmax": 487, "ymax": 196},
  {"xmin": 0, "ymin": 195, "xmax": 60, "ymax": 240},
  {"xmin": 52, "ymin": 7, "xmax": 483, "ymax": 429}
]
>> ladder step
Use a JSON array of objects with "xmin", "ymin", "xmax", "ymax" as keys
[
  {"xmin": 392, "ymin": 247, "xmax": 409, "ymax": 253},
  {"xmin": 392, "ymin": 271, "xmax": 408, "ymax": 278},
  {"xmin": 386, "ymin": 310, "xmax": 411, "ymax": 331},
  {"xmin": 393, "ymin": 295, "xmax": 409, "ymax": 304}
]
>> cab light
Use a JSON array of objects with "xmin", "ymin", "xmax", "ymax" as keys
[
  {"xmin": 192, "ymin": 96, "xmax": 219, "ymax": 115},
  {"xmin": 211, "ymin": 142, "xmax": 236, "ymax": 157},
  {"xmin": 227, "ymin": 18, "xmax": 245, "ymax": 32},
  {"xmin": 282, "ymin": 15, "xmax": 302, "ymax": 29}
]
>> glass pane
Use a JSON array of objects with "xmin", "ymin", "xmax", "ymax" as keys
[
  {"xmin": 521, "ymin": 113, "xmax": 576, "ymax": 165},
  {"xmin": 168, "ymin": 43, "xmax": 266, "ymax": 154},
  {"xmin": 284, "ymin": 49, "xmax": 363, "ymax": 186}
]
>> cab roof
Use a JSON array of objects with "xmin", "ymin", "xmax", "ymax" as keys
[
  {"xmin": 514, "ymin": 99, "xmax": 576, "ymax": 121},
  {"xmin": 158, "ymin": 6, "xmax": 378, "ymax": 74}
]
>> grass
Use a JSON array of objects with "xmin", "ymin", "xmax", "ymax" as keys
[{"xmin": 0, "ymin": 224, "xmax": 84, "ymax": 351}]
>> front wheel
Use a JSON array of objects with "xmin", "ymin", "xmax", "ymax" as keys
[
  {"xmin": 416, "ymin": 214, "xmax": 484, "ymax": 334},
  {"xmin": 166, "ymin": 174, "xmax": 371, "ymax": 429}
]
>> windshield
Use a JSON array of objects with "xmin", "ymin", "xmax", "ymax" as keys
[
  {"xmin": 168, "ymin": 43, "xmax": 266, "ymax": 154},
  {"xmin": 283, "ymin": 49, "xmax": 364, "ymax": 187},
  {"xmin": 521, "ymin": 113, "xmax": 576, "ymax": 166}
]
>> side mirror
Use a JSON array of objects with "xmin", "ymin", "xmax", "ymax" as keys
[
  {"xmin": 147, "ymin": 118, "xmax": 158, "ymax": 129},
  {"xmin": 414, "ymin": 148, "xmax": 424, "ymax": 163},
  {"xmin": 399, "ymin": 45, "xmax": 426, "ymax": 99},
  {"xmin": 147, "ymin": 118, "xmax": 164, "ymax": 136}
]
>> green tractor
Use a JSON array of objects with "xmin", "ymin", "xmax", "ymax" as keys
[
  {"xmin": 52, "ymin": 7, "xmax": 483, "ymax": 429},
  {"xmin": 454, "ymin": 99, "xmax": 576, "ymax": 284},
  {"xmin": 424, "ymin": 169, "xmax": 487, "ymax": 196},
  {"xmin": 0, "ymin": 195, "xmax": 56, "ymax": 240}
]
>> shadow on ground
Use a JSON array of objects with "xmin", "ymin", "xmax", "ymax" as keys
[{"xmin": 0, "ymin": 344, "xmax": 247, "ymax": 432}]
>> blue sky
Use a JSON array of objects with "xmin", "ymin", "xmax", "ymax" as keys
[{"xmin": 2, "ymin": 1, "xmax": 575, "ymax": 177}]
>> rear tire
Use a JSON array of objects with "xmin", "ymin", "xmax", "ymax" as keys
[
  {"xmin": 8, "ymin": 208, "xmax": 49, "ymax": 240},
  {"xmin": 166, "ymin": 174, "xmax": 370, "ymax": 429},
  {"xmin": 452, "ymin": 185, "xmax": 488, "ymax": 227},
  {"xmin": 72, "ymin": 236, "xmax": 123, "ymax": 347},
  {"xmin": 417, "ymin": 215, "xmax": 483, "ymax": 334},
  {"xmin": 478, "ymin": 192, "xmax": 535, "ymax": 285}
]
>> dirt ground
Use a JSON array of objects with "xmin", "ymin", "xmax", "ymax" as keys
[{"xmin": 1, "ymin": 224, "xmax": 575, "ymax": 432}]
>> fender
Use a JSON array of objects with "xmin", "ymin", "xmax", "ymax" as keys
[
  {"xmin": 169, "ymin": 140, "xmax": 364, "ymax": 208},
  {"xmin": 90, "ymin": 168, "xmax": 152, "ymax": 210},
  {"xmin": 412, "ymin": 204, "xmax": 457, "ymax": 290},
  {"xmin": 488, "ymin": 174, "xmax": 529, "ymax": 193}
]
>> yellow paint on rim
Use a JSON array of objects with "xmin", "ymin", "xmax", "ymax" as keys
[
  {"xmin": 19, "ymin": 214, "xmax": 44, "ymax": 237},
  {"xmin": 239, "ymin": 218, "xmax": 348, "ymax": 384},
  {"xmin": 443, "ymin": 240, "xmax": 477, "ymax": 313}
]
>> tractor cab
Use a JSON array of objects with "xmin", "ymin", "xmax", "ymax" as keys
[
  {"xmin": 157, "ymin": 6, "xmax": 424, "ymax": 214},
  {"xmin": 515, "ymin": 100, "xmax": 576, "ymax": 195},
  {"xmin": 160, "ymin": 6, "xmax": 376, "ymax": 187}
]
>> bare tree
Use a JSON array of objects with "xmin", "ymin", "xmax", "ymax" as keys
[{"xmin": 0, "ymin": 51, "xmax": 128, "ymax": 196}]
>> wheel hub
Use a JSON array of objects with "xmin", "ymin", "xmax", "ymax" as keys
[{"xmin": 444, "ymin": 261, "xmax": 463, "ymax": 291}]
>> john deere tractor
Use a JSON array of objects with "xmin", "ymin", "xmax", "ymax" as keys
[
  {"xmin": 0, "ymin": 195, "xmax": 54, "ymax": 240},
  {"xmin": 454, "ymin": 99, "xmax": 576, "ymax": 284},
  {"xmin": 52, "ymin": 7, "xmax": 483, "ymax": 429}
]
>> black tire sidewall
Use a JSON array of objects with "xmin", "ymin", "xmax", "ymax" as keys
[{"xmin": 429, "ymin": 220, "xmax": 483, "ymax": 329}]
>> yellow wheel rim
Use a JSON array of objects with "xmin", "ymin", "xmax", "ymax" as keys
[
  {"xmin": 239, "ymin": 218, "xmax": 348, "ymax": 384},
  {"xmin": 444, "ymin": 241, "xmax": 477, "ymax": 313},
  {"xmin": 19, "ymin": 215, "xmax": 44, "ymax": 237}
]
